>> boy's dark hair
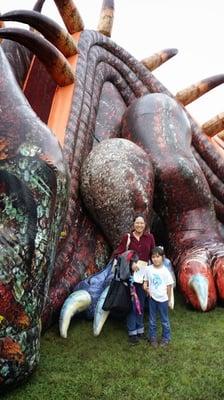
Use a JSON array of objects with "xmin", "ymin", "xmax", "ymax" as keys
[{"xmin": 151, "ymin": 246, "xmax": 165, "ymax": 256}]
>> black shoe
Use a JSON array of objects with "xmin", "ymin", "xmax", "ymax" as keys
[
  {"xmin": 137, "ymin": 333, "xmax": 147, "ymax": 340},
  {"xmin": 128, "ymin": 335, "xmax": 139, "ymax": 345}
]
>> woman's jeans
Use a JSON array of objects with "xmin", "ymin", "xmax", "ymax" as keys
[
  {"xmin": 127, "ymin": 283, "xmax": 146, "ymax": 336},
  {"xmin": 148, "ymin": 297, "xmax": 171, "ymax": 342}
]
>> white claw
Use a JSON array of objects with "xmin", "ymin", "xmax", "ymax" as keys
[
  {"xmin": 189, "ymin": 274, "xmax": 208, "ymax": 311},
  {"xmin": 59, "ymin": 290, "xmax": 91, "ymax": 338},
  {"xmin": 93, "ymin": 286, "xmax": 110, "ymax": 337}
]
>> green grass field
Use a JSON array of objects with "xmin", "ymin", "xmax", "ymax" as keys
[{"xmin": 3, "ymin": 292, "xmax": 224, "ymax": 400}]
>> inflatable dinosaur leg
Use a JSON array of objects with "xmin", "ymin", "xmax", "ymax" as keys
[
  {"xmin": 0, "ymin": 47, "xmax": 68, "ymax": 387},
  {"xmin": 122, "ymin": 93, "xmax": 224, "ymax": 311}
]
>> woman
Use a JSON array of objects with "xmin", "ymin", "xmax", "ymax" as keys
[{"xmin": 113, "ymin": 214, "xmax": 155, "ymax": 345}]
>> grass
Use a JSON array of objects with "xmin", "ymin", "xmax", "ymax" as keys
[{"xmin": 2, "ymin": 291, "xmax": 224, "ymax": 400}]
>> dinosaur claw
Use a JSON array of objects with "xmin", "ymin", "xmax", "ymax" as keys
[
  {"xmin": 178, "ymin": 254, "xmax": 217, "ymax": 311},
  {"xmin": 59, "ymin": 290, "xmax": 91, "ymax": 338},
  {"xmin": 189, "ymin": 274, "xmax": 208, "ymax": 311},
  {"xmin": 93, "ymin": 286, "xmax": 110, "ymax": 336}
]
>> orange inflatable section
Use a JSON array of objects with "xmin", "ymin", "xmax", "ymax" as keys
[{"xmin": 48, "ymin": 32, "xmax": 81, "ymax": 147}]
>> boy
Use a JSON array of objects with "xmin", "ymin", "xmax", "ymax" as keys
[{"xmin": 143, "ymin": 246, "xmax": 174, "ymax": 348}]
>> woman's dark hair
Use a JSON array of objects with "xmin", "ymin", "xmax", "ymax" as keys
[
  {"xmin": 151, "ymin": 246, "xmax": 165, "ymax": 256},
  {"xmin": 133, "ymin": 213, "xmax": 146, "ymax": 223}
]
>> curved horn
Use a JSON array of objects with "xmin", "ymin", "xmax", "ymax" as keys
[
  {"xmin": 53, "ymin": 0, "xmax": 84, "ymax": 34},
  {"xmin": 33, "ymin": 0, "xmax": 46, "ymax": 12},
  {"xmin": 141, "ymin": 48, "xmax": 178, "ymax": 71},
  {"xmin": 93, "ymin": 286, "xmax": 110, "ymax": 336},
  {"xmin": 0, "ymin": 28, "xmax": 75, "ymax": 87},
  {"xmin": 97, "ymin": 0, "xmax": 114, "ymax": 37},
  {"xmin": 176, "ymin": 74, "xmax": 224, "ymax": 106},
  {"xmin": 0, "ymin": 11, "xmax": 77, "ymax": 58},
  {"xmin": 59, "ymin": 290, "xmax": 91, "ymax": 338},
  {"xmin": 201, "ymin": 113, "xmax": 224, "ymax": 138}
]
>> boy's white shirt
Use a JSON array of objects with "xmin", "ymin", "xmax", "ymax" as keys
[{"xmin": 144, "ymin": 264, "xmax": 174, "ymax": 302}]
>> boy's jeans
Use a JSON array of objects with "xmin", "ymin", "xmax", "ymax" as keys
[
  {"xmin": 127, "ymin": 283, "xmax": 146, "ymax": 336},
  {"xmin": 148, "ymin": 297, "xmax": 171, "ymax": 342}
]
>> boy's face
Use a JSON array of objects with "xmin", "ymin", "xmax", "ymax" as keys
[{"xmin": 151, "ymin": 253, "xmax": 163, "ymax": 267}]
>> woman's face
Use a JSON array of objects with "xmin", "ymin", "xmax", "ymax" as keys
[{"xmin": 133, "ymin": 216, "xmax": 146, "ymax": 234}]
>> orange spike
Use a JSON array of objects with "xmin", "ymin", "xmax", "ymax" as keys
[
  {"xmin": 97, "ymin": 0, "xmax": 114, "ymax": 37},
  {"xmin": 53, "ymin": 0, "xmax": 84, "ymax": 34},
  {"xmin": 202, "ymin": 113, "xmax": 224, "ymax": 138},
  {"xmin": 176, "ymin": 75, "xmax": 224, "ymax": 106},
  {"xmin": 0, "ymin": 28, "xmax": 75, "ymax": 87},
  {"xmin": 218, "ymin": 130, "xmax": 224, "ymax": 140},
  {"xmin": 141, "ymin": 48, "xmax": 178, "ymax": 71}
]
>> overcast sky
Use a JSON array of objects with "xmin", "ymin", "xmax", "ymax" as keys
[{"xmin": 2, "ymin": 0, "xmax": 224, "ymax": 125}]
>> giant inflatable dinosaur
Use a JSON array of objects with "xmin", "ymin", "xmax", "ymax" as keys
[{"xmin": 0, "ymin": 0, "xmax": 224, "ymax": 389}]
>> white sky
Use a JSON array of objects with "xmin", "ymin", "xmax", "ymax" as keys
[{"xmin": 2, "ymin": 0, "xmax": 224, "ymax": 125}]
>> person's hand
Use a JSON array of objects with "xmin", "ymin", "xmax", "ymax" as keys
[
  {"xmin": 131, "ymin": 262, "xmax": 139, "ymax": 273},
  {"xmin": 143, "ymin": 282, "xmax": 150, "ymax": 296},
  {"xmin": 168, "ymin": 299, "xmax": 174, "ymax": 310}
]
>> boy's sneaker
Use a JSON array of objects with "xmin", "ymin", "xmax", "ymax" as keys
[
  {"xmin": 128, "ymin": 335, "xmax": 139, "ymax": 345},
  {"xmin": 148, "ymin": 339, "xmax": 158, "ymax": 348},
  {"xmin": 160, "ymin": 340, "xmax": 170, "ymax": 348}
]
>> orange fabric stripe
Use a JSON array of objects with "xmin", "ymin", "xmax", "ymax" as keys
[
  {"xmin": 47, "ymin": 32, "xmax": 81, "ymax": 147},
  {"xmin": 22, "ymin": 56, "xmax": 35, "ymax": 92}
]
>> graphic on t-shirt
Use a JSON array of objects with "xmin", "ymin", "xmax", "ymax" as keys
[{"xmin": 151, "ymin": 274, "xmax": 162, "ymax": 289}]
